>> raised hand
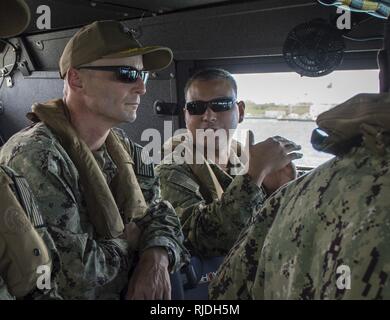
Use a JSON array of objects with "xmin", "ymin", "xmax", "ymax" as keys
[{"xmin": 246, "ymin": 131, "xmax": 302, "ymax": 188}]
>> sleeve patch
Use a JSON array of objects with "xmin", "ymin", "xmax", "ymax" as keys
[
  {"xmin": 167, "ymin": 169, "xmax": 199, "ymax": 193},
  {"xmin": 133, "ymin": 144, "xmax": 155, "ymax": 177}
]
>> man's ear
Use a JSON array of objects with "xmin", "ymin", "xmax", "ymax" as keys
[
  {"xmin": 237, "ymin": 101, "xmax": 245, "ymax": 123},
  {"xmin": 183, "ymin": 108, "xmax": 190, "ymax": 127},
  {"xmin": 66, "ymin": 68, "xmax": 84, "ymax": 92}
]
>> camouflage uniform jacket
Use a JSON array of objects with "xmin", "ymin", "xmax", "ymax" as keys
[
  {"xmin": 156, "ymin": 153, "xmax": 267, "ymax": 258},
  {"xmin": 0, "ymin": 123, "xmax": 187, "ymax": 300},
  {"xmin": 210, "ymin": 144, "xmax": 390, "ymax": 299}
]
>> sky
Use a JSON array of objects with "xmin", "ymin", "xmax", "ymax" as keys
[{"xmin": 233, "ymin": 69, "xmax": 379, "ymax": 107}]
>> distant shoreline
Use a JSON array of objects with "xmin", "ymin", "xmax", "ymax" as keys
[{"xmin": 245, "ymin": 116, "xmax": 315, "ymax": 122}]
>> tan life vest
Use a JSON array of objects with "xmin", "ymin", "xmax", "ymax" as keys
[
  {"xmin": 0, "ymin": 166, "xmax": 51, "ymax": 298},
  {"xmin": 27, "ymin": 99, "xmax": 148, "ymax": 240},
  {"xmin": 312, "ymin": 93, "xmax": 390, "ymax": 156},
  {"xmin": 162, "ymin": 132, "xmax": 245, "ymax": 203}
]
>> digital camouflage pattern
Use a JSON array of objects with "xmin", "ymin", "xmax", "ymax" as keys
[
  {"xmin": 210, "ymin": 143, "xmax": 390, "ymax": 299},
  {"xmin": 156, "ymin": 153, "xmax": 267, "ymax": 258},
  {"xmin": 0, "ymin": 123, "xmax": 188, "ymax": 300}
]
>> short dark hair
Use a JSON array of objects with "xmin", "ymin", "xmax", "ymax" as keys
[{"xmin": 184, "ymin": 68, "xmax": 237, "ymax": 99}]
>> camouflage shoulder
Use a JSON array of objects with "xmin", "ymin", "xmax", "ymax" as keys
[
  {"xmin": 0, "ymin": 123, "xmax": 60, "ymax": 163},
  {"xmin": 155, "ymin": 159, "xmax": 193, "ymax": 177},
  {"xmin": 0, "ymin": 123, "xmax": 78, "ymax": 192},
  {"xmin": 155, "ymin": 161, "xmax": 198, "ymax": 188},
  {"xmin": 270, "ymin": 155, "xmax": 340, "ymax": 203}
]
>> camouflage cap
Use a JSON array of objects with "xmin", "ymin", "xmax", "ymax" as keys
[
  {"xmin": 0, "ymin": 0, "xmax": 30, "ymax": 38},
  {"xmin": 59, "ymin": 20, "xmax": 173, "ymax": 77}
]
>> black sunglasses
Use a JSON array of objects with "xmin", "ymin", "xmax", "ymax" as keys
[
  {"xmin": 77, "ymin": 65, "xmax": 149, "ymax": 84},
  {"xmin": 185, "ymin": 97, "xmax": 236, "ymax": 115}
]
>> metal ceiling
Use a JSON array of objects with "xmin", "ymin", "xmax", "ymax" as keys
[
  {"xmin": 22, "ymin": 0, "xmax": 265, "ymax": 34},
  {"xmin": 84, "ymin": 0, "xmax": 237, "ymax": 13}
]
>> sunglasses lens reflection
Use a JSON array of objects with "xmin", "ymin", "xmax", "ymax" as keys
[{"xmin": 186, "ymin": 98, "xmax": 235, "ymax": 115}]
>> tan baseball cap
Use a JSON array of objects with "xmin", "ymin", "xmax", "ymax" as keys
[
  {"xmin": 0, "ymin": 0, "xmax": 31, "ymax": 38},
  {"xmin": 59, "ymin": 20, "xmax": 173, "ymax": 78}
]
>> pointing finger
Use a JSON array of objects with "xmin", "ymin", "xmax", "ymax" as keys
[{"xmin": 247, "ymin": 130, "xmax": 255, "ymax": 146}]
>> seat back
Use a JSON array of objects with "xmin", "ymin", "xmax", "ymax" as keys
[{"xmin": 181, "ymin": 255, "xmax": 225, "ymax": 300}]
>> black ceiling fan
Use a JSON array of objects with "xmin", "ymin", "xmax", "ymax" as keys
[{"xmin": 283, "ymin": 18, "xmax": 345, "ymax": 77}]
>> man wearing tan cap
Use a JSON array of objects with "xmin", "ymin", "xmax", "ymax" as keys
[{"xmin": 0, "ymin": 20, "xmax": 188, "ymax": 300}]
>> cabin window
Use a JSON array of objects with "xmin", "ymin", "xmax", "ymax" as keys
[{"xmin": 232, "ymin": 69, "xmax": 379, "ymax": 168}]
